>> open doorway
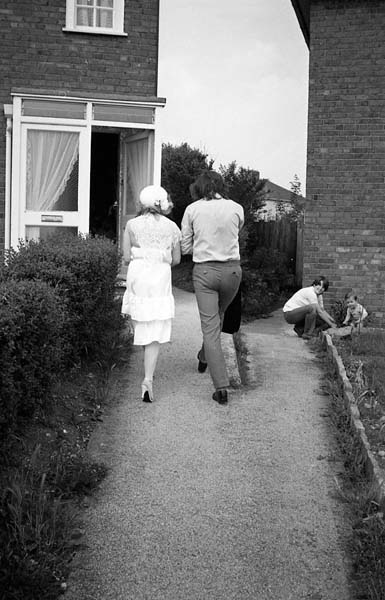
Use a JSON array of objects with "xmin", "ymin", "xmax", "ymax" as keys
[{"xmin": 89, "ymin": 132, "xmax": 119, "ymax": 240}]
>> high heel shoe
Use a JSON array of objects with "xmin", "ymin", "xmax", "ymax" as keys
[{"xmin": 141, "ymin": 379, "xmax": 154, "ymax": 403}]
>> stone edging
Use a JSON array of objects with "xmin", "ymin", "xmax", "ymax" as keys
[
  {"xmin": 322, "ymin": 331, "xmax": 385, "ymax": 509},
  {"xmin": 221, "ymin": 332, "xmax": 242, "ymax": 388}
]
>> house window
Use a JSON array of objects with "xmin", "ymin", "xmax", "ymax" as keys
[{"xmin": 64, "ymin": 0, "xmax": 126, "ymax": 35}]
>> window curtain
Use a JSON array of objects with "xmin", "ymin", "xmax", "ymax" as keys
[
  {"xmin": 77, "ymin": 0, "xmax": 113, "ymax": 28},
  {"xmin": 125, "ymin": 137, "xmax": 149, "ymax": 212},
  {"xmin": 26, "ymin": 130, "xmax": 79, "ymax": 211}
]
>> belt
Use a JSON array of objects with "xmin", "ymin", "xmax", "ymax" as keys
[{"xmin": 193, "ymin": 260, "xmax": 241, "ymax": 267}]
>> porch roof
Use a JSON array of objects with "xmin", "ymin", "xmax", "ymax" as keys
[
  {"xmin": 290, "ymin": 0, "xmax": 310, "ymax": 47},
  {"xmin": 11, "ymin": 87, "xmax": 166, "ymax": 107}
]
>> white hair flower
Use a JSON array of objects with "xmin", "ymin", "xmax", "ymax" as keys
[{"xmin": 139, "ymin": 185, "xmax": 171, "ymax": 214}]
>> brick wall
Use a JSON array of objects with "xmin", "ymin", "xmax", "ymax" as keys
[
  {"xmin": 0, "ymin": 0, "xmax": 159, "ymax": 100},
  {"xmin": 304, "ymin": 0, "xmax": 385, "ymax": 321},
  {"xmin": 0, "ymin": 0, "xmax": 160, "ymax": 248}
]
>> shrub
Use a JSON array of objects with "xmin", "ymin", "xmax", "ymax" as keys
[
  {"xmin": 0, "ymin": 233, "xmax": 122, "ymax": 362},
  {"xmin": 240, "ymin": 269, "xmax": 279, "ymax": 318},
  {"xmin": 331, "ymin": 299, "xmax": 347, "ymax": 327},
  {"xmin": 240, "ymin": 247, "xmax": 296, "ymax": 319},
  {"xmin": 245, "ymin": 247, "xmax": 295, "ymax": 293},
  {"xmin": 0, "ymin": 280, "xmax": 66, "ymax": 433}
]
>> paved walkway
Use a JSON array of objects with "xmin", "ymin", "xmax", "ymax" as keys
[{"xmin": 65, "ymin": 287, "xmax": 353, "ymax": 600}]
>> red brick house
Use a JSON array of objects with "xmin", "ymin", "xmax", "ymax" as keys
[
  {"xmin": 291, "ymin": 0, "xmax": 385, "ymax": 321},
  {"xmin": 0, "ymin": 0, "xmax": 164, "ymax": 257}
]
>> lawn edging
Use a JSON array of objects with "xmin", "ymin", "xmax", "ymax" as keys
[
  {"xmin": 221, "ymin": 332, "xmax": 242, "ymax": 388},
  {"xmin": 322, "ymin": 331, "xmax": 385, "ymax": 510}
]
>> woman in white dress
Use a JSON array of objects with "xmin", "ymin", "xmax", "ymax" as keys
[{"xmin": 121, "ymin": 185, "xmax": 181, "ymax": 402}]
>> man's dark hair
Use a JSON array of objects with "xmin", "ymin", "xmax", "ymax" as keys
[
  {"xmin": 191, "ymin": 171, "xmax": 228, "ymax": 200},
  {"xmin": 312, "ymin": 275, "xmax": 329, "ymax": 292}
]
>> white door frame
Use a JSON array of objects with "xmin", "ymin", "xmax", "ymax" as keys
[{"xmin": 7, "ymin": 93, "xmax": 164, "ymax": 249}]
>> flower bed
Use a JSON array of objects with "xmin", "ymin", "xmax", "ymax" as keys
[
  {"xmin": 333, "ymin": 330, "xmax": 385, "ymax": 465},
  {"xmin": 325, "ymin": 329, "xmax": 385, "ymax": 507}
]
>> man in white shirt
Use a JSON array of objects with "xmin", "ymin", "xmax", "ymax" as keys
[{"xmin": 283, "ymin": 276, "xmax": 336, "ymax": 339}]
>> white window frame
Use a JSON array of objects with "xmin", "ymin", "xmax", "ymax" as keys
[{"xmin": 63, "ymin": 0, "xmax": 127, "ymax": 36}]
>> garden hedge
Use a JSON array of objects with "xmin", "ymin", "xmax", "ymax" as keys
[{"xmin": 0, "ymin": 233, "xmax": 123, "ymax": 433}]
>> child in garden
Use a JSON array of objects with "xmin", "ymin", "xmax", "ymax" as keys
[
  {"xmin": 342, "ymin": 293, "xmax": 368, "ymax": 331},
  {"xmin": 328, "ymin": 292, "xmax": 368, "ymax": 338}
]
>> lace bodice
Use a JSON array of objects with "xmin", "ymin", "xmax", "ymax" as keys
[{"xmin": 127, "ymin": 213, "xmax": 181, "ymax": 264}]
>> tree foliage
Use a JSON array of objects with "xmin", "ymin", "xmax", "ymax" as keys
[
  {"xmin": 219, "ymin": 161, "xmax": 266, "ymax": 216},
  {"xmin": 161, "ymin": 143, "xmax": 214, "ymax": 227},
  {"xmin": 277, "ymin": 173, "xmax": 304, "ymax": 222},
  {"xmin": 219, "ymin": 161, "xmax": 267, "ymax": 260},
  {"xmin": 161, "ymin": 143, "xmax": 268, "ymax": 234}
]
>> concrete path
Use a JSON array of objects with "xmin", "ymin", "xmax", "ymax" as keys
[{"xmin": 65, "ymin": 287, "xmax": 353, "ymax": 600}]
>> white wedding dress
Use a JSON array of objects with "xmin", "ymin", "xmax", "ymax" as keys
[{"xmin": 121, "ymin": 213, "xmax": 181, "ymax": 345}]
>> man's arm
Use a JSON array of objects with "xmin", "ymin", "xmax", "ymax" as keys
[
  {"xmin": 317, "ymin": 305, "xmax": 337, "ymax": 328},
  {"xmin": 238, "ymin": 205, "xmax": 245, "ymax": 231},
  {"xmin": 315, "ymin": 291, "xmax": 336, "ymax": 327}
]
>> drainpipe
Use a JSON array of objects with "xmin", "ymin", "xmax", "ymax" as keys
[{"xmin": 4, "ymin": 104, "xmax": 13, "ymax": 250}]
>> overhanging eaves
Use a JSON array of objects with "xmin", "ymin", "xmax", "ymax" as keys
[{"xmin": 291, "ymin": 0, "xmax": 310, "ymax": 47}]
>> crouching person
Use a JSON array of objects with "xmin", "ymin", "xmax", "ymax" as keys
[{"xmin": 283, "ymin": 276, "xmax": 336, "ymax": 339}]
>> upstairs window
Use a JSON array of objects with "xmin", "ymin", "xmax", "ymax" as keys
[{"xmin": 64, "ymin": 0, "xmax": 126, "ymax": 35}]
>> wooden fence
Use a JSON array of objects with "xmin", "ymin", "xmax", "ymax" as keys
[{"xmin": 253, "ymin": 218, "xmax": 303, "ymax": 285}]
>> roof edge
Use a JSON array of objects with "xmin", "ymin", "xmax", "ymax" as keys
[
  {"xmin": 290, "ymin": 0, "xmax": 310, "ymax": 47},
  {"xmin": 11, "ymin": 88, "xmax": 166, "ymax": 106}
]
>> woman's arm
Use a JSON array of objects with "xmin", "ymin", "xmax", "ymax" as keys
[
  {"xmin": 123, "ymin": 221, "xmax": 140, "ymax": 263},
  {"xmin": 171, "ymin": 242, "xmax": 181, "ymax": 267},
  {"xmin": 122, "ymin": 221, "xmax": 132, "ymax": 264}
]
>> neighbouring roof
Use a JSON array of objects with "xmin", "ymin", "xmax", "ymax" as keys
[
  {"xmin": 291, "ymin": 0, "xmax": 310, "ymax": 47},
  {"xmin": 263, "ymin": 180, "xmax": 302, "ymax": 204}
]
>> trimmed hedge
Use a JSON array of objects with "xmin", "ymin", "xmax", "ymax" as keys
[
  {"xmin": 0, "ymin": 279, "xmax": 66, "ymax": 431},
  {"xmin": 0, "ymin": 233, "xmax": 123, "ymax": 433},
  {"xmin": 1, "ymin": 233, "xmax": 122, "ymax": 363}
]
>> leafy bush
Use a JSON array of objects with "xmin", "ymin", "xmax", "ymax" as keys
[
  {"xmin": 240, "ymin": 269, "xmax": 278, "ymax": 317},
  {"xmin": 240, "ymin": 247, "xmax": 295, "ymax": 319},
  {"xmin": 0, "ymin": 280, "xmax": 66, "ymax": 433},
  {"xmin": 331, "ymin": 299, "xmax": 347, "ymax": 327},
  {"xmin": 0, "ymin": 233, "xmax": 122, "ymax": 362},
  {"xmin": 245, "ymin": 247, "xmax": 295, "ymax": 292}
]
